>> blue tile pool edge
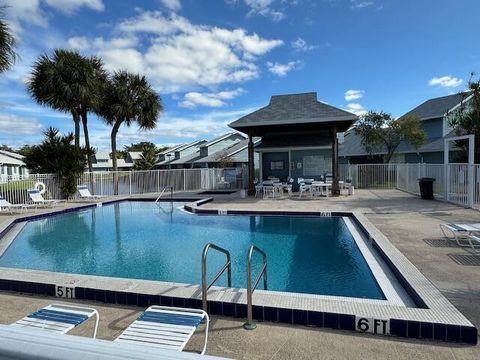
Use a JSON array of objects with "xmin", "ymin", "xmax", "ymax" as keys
[
  {"xmin": 0, "ymin": 277, "xmax": 476, "ymax": 344},
  {"xmin": 0, "ymin": 197, "xmax": 477, "ymax": 345}
]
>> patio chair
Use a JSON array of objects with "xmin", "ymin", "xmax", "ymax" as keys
[
  {"xmin": 440, "ymin": 223, "xmax": 480, "ymax": 249},
  {"xmin": 11, "ymin": 303, "xmax": 99, "ymax": 338},
  {"xmin": 299, "ymin": 182, "xmax": 311, "ymax": 198},
  {"xmin": 0, "ymin": 195, "xmax": 35, "ymax": 214},
  {"xmin": 77, "ymin": 185, "xmax": 104, "ymax": 200},
  {"xmin": 114, "ymin": 306, "xmax": 209, "ymax": 355},
  {"xmin": 262, "ymin": 181, "xmax": 275, "ymax": 199},
  {"xmin": 27, "ymin": 189, "xmax": 65, "ymax": 207},
  {"xmin": 283, "ymin": 178, "xmax": 294, "ymax": 197}
]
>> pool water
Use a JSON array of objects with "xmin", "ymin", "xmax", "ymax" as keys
[{"xmin": 0, "ymin": 201, "xmax": 385, "ymax": 300}]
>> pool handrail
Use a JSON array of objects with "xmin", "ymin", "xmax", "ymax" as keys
[
  {"xmin": 244, "ymin": 245, "xmax": 268, "ymax": 330},
  {"xmin": 201, "ymin": 243, "xmax": 232, "ymax": 312},
  {"xmin": 155, "ymin": 185, "xmax": 173, "ymax": 204}
]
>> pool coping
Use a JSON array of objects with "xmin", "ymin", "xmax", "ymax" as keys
[{"xmin": 0, "ymin": 197, "xmax": 477, "ymax": 344}]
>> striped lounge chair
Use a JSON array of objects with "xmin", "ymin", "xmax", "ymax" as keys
[
  {"xmin": 115, "ymin": 306, "xmax": 209, "ymax": 355},
  {"xmin": 440, "ymin": 223, "xmax": 480, "ymax": 250},
  {"xmin": 11, "ymin": 303, "xmax": 99, "ymax": 338},
  {"xmin": 77, "ymin": 185, "xmax": 104, "ymax": 200}
]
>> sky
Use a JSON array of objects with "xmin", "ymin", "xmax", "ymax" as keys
[{"xmin": 0, "ymin": 0, "xmax": 479, "ymax": 151}]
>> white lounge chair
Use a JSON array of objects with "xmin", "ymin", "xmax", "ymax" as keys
[
  {"xmin": 77, "ymin": 185, "xmax": 104, "ymax": 200},
  {"xmin": 11, "ymin": 303, "xmax": 99, "ymax": 338},
  {"xmin": 115, "ymin": 306, "xmax": 209, "ymax": 355},
  {"xmin": 0, "ymin": 195, "xmax": 35, "ymax": 214},
  {"xmin": 27, "ymin": 189, "xmax": 65, "ymax": 207},
  {"xmin": 440, "ymin": 223, "xmax": 480, "ymax": 249}
]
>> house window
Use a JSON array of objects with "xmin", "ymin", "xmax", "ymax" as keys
[
  {"xmin": 270, "ymin": 160, "xmax": 284, "ymax": 170},
  {"xmin": 303, "ymin": 155, "xmax": 332, "ymax": 176}
]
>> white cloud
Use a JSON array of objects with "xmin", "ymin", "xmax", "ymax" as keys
[
  {"xmin": 350, "ymin": 0, "xmax": 375, "ymax": 9},
  {"xmin": 72, "ymin": 11, "xmax": 283, "ymax": 92},
  {"xmin": 3, "ymin": 0, "xmax": 105, "ymax": 36},
  {"xmin": 67, "ymin": 36, "xmax": 90, "ymax": 51},
  {"xmin": 0, "ymin": 114, "xmax": 43, "ymax": 135},
  {"xmin": 3, "ymin": 0, "xmax": 47, "ymax": 35},
  {"xmin": 344, "ymin": 103, "xmax": 367, "ymax": 116},
  {"xmin": 245, "ymin": 0, "xmax": 285, "ymax": 21},
  {"xmin": 428, "ymin": 76, "xmax": 463, "ymax": 88},
  {"xmin": 44, "ymin": 0, "xmax": 105, "ymax": 14},
  {"xmin": 344, "ymin": 89, "xmax": 365, "ymax": 101},
  {"xmin": 89, "ymin": 107, "xmax": 257, "ymax": 149},
  {"xmin": 159, "ymin": 0, "xmax": 182, "ymax": 12},
  {"xmin": 266, "ymin": 61, "xmax": 298, "ymax": 77},
  {"xmin": 179, "ymin": 88, "xmax": 245, "ymax": 108},
  {"xmin": 291, "ymin": 37, "xmax": 317, "ymax": 52}
]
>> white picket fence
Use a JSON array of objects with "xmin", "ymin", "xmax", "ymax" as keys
[
  {"xmin": 1, "ymin": 164, "xmax": 480, "ymax": 210},
  {"xmin": 0, "ymin": 168, "xmax": 245, "ymax": 205}
]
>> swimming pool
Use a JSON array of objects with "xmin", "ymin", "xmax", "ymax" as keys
[{"xmin": 0, "ymin": 201, "xmax": 385, "ymax": 300}]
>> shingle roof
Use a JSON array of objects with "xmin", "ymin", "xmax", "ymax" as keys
[
  {"xmin": 0, "ymin": 153, "xmax": 25, "ymax": 166},
  {"xmin": 229, "ymin": 92, "xmax": 358, "ymax": 129},
  {"xmin": 168, "ymin": 150, "xmax": 203, "ymax": 165},
  {"xmin": 201, "ymin": 132, "xmax": 246, "ymax": 147},
  {"xmin": 401, "ymin": 92, "xmax": 470, "ymax": 120},
  {"xmin": 128, "ymin": 152, "xmax": 142, "ymax": 160},
  {"xmin": 0, "ymin": 150, "xmax": 24, "ymax": 161},
  {"xmin": 196, "ymin": 138, "xmax": 261, "ymax": 163},
  {"xmin": 95, "ymin": 151, "xmax": 110, "ymax": 160},
  {"xmin": 156, "ymin": 140, "xmax": 206, "ymax": 166},
  {"xmin": 159, "ymin": 144, "xmax": 184, "ymax": 155}
]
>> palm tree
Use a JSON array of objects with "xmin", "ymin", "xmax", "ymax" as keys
[
  {"xmin": 97, "ymin": 71, "xmax": 162, "ymax": 193},
  {"xmin": 27, "ymin": 50, "xmax": 106, "ymax": 171},
  {"xmin": 133, "ymin": 145, "xmax": 160, "ymax": 170},
  {"xmin": 0, "ymin": 10, "xmax": 17, "ymax": 74}
]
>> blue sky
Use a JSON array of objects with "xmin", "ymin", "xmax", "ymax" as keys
[{"xmin": 0, "ymin": 0, "xmax": 479, "ymax": 150}]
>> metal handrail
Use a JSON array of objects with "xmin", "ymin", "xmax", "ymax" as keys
[
  {"xmin": 244, "ymin": 245, "xmax": 267, "ymax": 330},
  {"xmin": 201, "ymin": 243, "xmax": 232, "ymax": 312},
  {"xmin": 155, "ymin": 185, "xmax": 173, "ymax": 204}
]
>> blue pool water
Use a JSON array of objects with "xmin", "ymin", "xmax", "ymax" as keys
[{"xmin": 0, "ymin": 201, "xmax": 385, "ymax": 300}]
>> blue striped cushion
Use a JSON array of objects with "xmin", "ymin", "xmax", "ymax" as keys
[
  {"xmin": 448, "ymin": 224, "xmax": 468, "ymax": 231},
  {"xmin": 28, "ymin": 309, "xmax": 88, "ymax": 325},
  {"xmin": 138, "ymin": 311, "xmax": 203, "ymax": 328}
]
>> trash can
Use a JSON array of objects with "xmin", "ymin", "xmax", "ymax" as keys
[{"xmin": 418, "ymin": 177, "xmax": 435, "ymax": 200}]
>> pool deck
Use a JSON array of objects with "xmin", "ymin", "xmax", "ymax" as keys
[{"xmin": 0, "ymin": 189, "xmax": 479, "ymax": 359}]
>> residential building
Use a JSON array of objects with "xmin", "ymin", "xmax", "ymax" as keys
[
  {"xmin": 166, "ymin": 132, "xmax": 247, "ymax": 168},
  {"xmin": 0, "ymin": 150, "xmax": 29, "ymax": 181},
  {"xmin": 156, "ymin": 140, "xmax": 206, "ymax": 169},
  {"xmin": 194, "ymin": 137, "xmax": 260, "ymax": 168},
  {"xmin": 339, "ymin": 93, "xmax": 470, "ymax": 164},
  {"xmin": 90, "ymin": 151, "xmax": 133, "ymax": 172}
]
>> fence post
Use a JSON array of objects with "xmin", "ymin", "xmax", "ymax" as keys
[
  {"xmin": 129, "ymin": 171, "xmax": 132, "ymax": 194},
  {"xmin": 354, "ymin": 164, "xmax": 358, "ymax": 188},
  {"xmin": 183, "ymin": 169, "xmax": 186, "ymax": 191},
  {"xmin": 445, "ymin": 164, "xmax": 450, "ymax": 201},
  {"xmin": 468, "ymin": 164, "xmax": 474, "ymax": 208}
]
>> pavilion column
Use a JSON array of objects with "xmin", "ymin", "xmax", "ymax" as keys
[
  {"xmin": 247, "ymin": 133, "xmax": 255, "ymax": 196},
  {"xmin": 331, "ymin": 125, "xmax": 340, "ymax": 195}
]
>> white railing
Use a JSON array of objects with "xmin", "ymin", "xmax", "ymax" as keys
[
  {"xmin": 0, "ymin": 168, "xmax": 245, "ymax": 204},
  {"xmin": 2, "ymin": 164, "xmax": 480, "ymax": 210}
]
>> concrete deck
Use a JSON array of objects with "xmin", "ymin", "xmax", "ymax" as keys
[{"xmin": 0, "ymin": 190, "xmax": 479, "ymax": 359}]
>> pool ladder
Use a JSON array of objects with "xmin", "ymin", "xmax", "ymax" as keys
[
  {"xmin": 200, "ymin": 243, "xmax": 268, "ymax": 331},
  {"xmin": 201, "ymin": 243, "xmax": 232, "ymax": 312},
  {"xmin": 155, "ymin": 185, "xmax": 173, "ymax": 204}
]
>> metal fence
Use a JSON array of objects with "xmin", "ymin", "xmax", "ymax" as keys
[
  {"xmin": 0, "ymin": 168, "xmax": 245, "ymax": 204},
  {"xmin": 2, "ymin": 164, "xmax": 480, "ymax": 210}
]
